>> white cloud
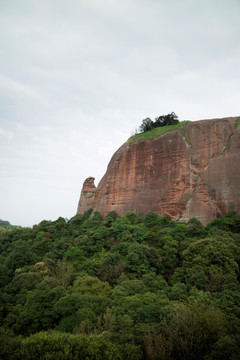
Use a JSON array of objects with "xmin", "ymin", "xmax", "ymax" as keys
[
  {"xmin": 0, "ymin": 73, "xmax": 51, "ymax": 113},
  {"xmin": 0, "ymin": 127, "xmax": 14, "ymax": 139}
]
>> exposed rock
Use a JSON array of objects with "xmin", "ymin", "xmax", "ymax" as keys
[
  {"xmin": 77, "ymin": 177, "xmax": 96, "ymax": 214},
  {"xmin": 77, "ymin": 117, "xmax": 240, "ymax": 225}
]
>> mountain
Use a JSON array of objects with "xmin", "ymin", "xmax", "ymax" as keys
[
  {"xmin": 0, "ymin": 219, "xmax": 11, "ymax": 226},
  {"xmin": 77, "ymin": 116, "xmax": 240, "ymax": 225}
]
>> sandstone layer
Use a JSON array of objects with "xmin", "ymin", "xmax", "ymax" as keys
[
  {"xmin": 77, "ymin": 117, "xmax": 240, "ymax": 225},
  {"xmin": 77, "ymin": 177, "xmax": 96, "ymax": 215}
]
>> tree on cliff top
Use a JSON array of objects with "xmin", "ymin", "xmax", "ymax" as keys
[
  {"xmin": 139, "ymin": 118, "xmax": 154, "ymax": 133},
  {"xmin": 139, "ymin": 112, "xmax": 179, "ymax": 133}
]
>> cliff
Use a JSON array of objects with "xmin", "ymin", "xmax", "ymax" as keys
[{"xmin": 77, "ymin": 117, "xmax": 240, "ymax": 225}]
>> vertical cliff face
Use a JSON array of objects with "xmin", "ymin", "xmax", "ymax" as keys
[{"xmin": 77, "ymin": 117, "xmax": 240, "ymax": 225}]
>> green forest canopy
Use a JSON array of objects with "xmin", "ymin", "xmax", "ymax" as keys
[{"xmin": 0, "ymin": 210, "xmax": 240, "ymax": 359}]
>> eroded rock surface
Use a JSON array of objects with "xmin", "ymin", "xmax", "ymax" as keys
[
  {"xmin": 77, "ymin": 177, "xmax": 96, "ymax": 214},
  {"xmin": 77, "ymin": 117, "xmax": 240, "ymax": 225}
]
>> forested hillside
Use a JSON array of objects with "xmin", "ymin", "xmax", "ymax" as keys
[{"xmin": 0, "ymin": 211, "xmax": 240, "ymax": 360}]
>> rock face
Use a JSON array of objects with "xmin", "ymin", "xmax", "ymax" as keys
[
  {"xmin": 77, "ymin": 117, "xmax": 240, "ymax": 225},
  {"xmin": 77, "ymin": 177, "xmax": 96, "ymax": 215}
]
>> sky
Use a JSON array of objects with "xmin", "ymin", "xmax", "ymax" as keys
[{"xmin": 0, "ymin": 0, "xmax": 239, "ymax": 227}]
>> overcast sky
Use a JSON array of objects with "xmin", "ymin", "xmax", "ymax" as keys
[{"xmin": 0, "ymin": 0, "xmax": 239, "ymax": 227}]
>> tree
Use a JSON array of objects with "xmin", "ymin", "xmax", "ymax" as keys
[
  {"xmin": 70, "ymin": 275, "xmax": 111, "ymax": 297},
  {"xmin": 154, "ymin": 112, "xmax": 179, "ymax": 127},
  {"xmin": 139, "ymin": 113, "xmax": 179, "ymax": 133},
  {"xmin": 166, "ymin": 302, "xmax": 226, "ymax": 360},
  {"xmin": 4, "ymin": 240, "xmax": 37, "ymax": 273},
  {"xmin": 139, "ymin": 118, "xmax": 154, "ymax": 133},
  {"xmin": 12, "ymin": 281, "xmax": 65, "ymax": 335}
]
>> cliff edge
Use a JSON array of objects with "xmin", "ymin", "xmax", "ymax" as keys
[{"xmin": 77, "ymin": 117, "xmax": 240, "ymax": 225}]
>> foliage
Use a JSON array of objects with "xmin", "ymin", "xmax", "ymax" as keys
[
  {"xmin": 129, "ymin": 120, "xmax": 191, "ymax": 143},
  {"xmin": 139, "ymin": 112, "xmax": 179, "ymax": 133},
  {"xmin": 0, "ymin": 211, "xmax": 240, "ymax": 359}
]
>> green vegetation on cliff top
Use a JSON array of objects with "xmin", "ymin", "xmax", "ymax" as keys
[
  {"xmin": 129, "ymin": 120, "xmax": 191, "ymax": 143},
  {"xmin": 130, "ymin": 115, "xmax": 240, "ymax": 144}
]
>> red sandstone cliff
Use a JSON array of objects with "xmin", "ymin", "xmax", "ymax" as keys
[
  {"xmin": 77, "ymin": 177, "xmax": 96, "ymax": 215},
  {"xmin": 77, "ymin": 117, "xmax": 240, "ymax": 225}
]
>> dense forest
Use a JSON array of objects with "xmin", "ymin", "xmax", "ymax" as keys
[{"xmin": 0, "ymin": 210, "xmax": 240, "ymax": 360}]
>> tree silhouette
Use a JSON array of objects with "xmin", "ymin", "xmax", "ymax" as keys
[{"xmin": 139, "ymin": 112, "xmax": 179, "ymax": 133}]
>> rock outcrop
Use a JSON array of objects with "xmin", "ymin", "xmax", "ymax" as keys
[
  {"xmin": 77, "ymin": 177, "xmax": 96, "ymax": 215},
  {"xmin": 77, "ymin": 117, "xmax": 240, "ymax": 225}
]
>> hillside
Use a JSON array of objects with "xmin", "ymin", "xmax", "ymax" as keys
[
  {"xmin": 0, "ymin": 219, "xmax": 11, "ymax": 227},
  {"xmin": 77, "ymin": 117, "xmax": 240, "ymax": 225},
  {"xmin": 0, "ymin": 211, "xmax": 240, "ymax": 359}
]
